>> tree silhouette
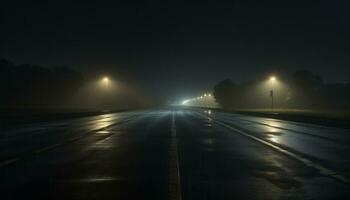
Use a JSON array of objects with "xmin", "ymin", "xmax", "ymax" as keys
[{"xmin": 0, "ymin": 59, "xmax": 84, "ymax": 108}]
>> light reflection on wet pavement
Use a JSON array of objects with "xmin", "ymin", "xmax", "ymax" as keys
[
  {"xmin": 210, "ymin": 111, "xmax": 350, "ymax": 177},
  {"xmin": 0, "ymin": 109, "xmax": 349, "ymax": 200}
]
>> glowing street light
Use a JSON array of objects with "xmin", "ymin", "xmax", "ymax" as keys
[
  {"xmin": 102, "ymin": 76, "xmax": 110, "ymax": 88},
  {"xmin": 103, "ymin": 77, "xmax": 109, "ymax": 83},
  {"xmin": 269, "ymin": 76, "xmax": 276, "ymax": 111}
]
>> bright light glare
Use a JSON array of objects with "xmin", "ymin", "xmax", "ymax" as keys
[
  {"xmin": 270, "ymin": 76, "xmax": 276, "ymax": 81},
  {"xmin": 268, "ymin": 134, "xmax": 279, "ymax": 143},
  {"xmin": 101, "ymin": 76, "xmax": 110, "ymax": 89},
  {"xmin": 103, "ymin": 77, "xmax": 109, "ymax": 82}
]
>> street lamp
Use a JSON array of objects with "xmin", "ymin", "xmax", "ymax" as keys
[
  {"xmin": 102, "ymin": 77, "xmax": 109, "ymax": 88},
  {"xmin": 269, "ymin": 76, "xmax": 276, "ymax": 111}
]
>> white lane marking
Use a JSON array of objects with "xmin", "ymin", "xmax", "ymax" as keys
[
  {"xmin": 0, "ymin": 114, "xmax": 140, "ymax": 168},
  {"xmin": 222, "ymin": 116, "xmax": 345, "ymax": 143},
  {"xmin": 35, "ymin": 143, "xmax": 62, "ymax": 154},
  {"xmin": 0, "ymin": 158, "xmax": 19, "ymax": 168},
  {"xmin": 168, "ymin": 111, "xmax": 182, "ymax": 200},
  {"xmin": 212, "ymin": 118, "xmax": 350, "ymax": 184}
]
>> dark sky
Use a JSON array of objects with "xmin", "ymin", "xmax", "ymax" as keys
[{"xmin": 1, "ymin": 0, "xmax": 350, "ymax": 101}]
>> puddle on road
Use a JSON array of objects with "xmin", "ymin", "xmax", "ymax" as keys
[
  {"xmin": 254, "ymin": 170, "xmax": 301, "ymax": 190},
  {"xmin": 79, "ymin": 176, "xmax": 124, "ymax": 183},
  {"xmin": 96, "ymin": 130, "xmax": 111, "ymax": 134},
  {"xmin": 263, "ymin": 131, "xmax": 284, "ymax": 144},
  {"xmin": 200, "ymin": 138, "xmax": 215, "ymax": 145}
]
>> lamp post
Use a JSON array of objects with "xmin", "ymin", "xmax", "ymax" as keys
[{"xmin": 269, "ymin": 76, "xmax": 276, "ymax": 111}]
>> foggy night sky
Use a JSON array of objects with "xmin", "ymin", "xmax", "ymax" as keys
[{"xmin": 1, "ymin": 1, "xmax": 350, "ymax": 101}]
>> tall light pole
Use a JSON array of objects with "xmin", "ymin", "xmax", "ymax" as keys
[{"xmin": 269, "ymin": 76, "xmax": 276, "ymax": 111}]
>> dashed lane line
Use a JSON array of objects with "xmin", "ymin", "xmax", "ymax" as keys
[{"xmin": 168, "ymin": 111, "xmax": 182, "ymax": 200}]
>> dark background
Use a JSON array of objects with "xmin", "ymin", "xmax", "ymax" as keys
[{"xmin": 1, "ymin": 0, "xmax": 349, "ymax": 103}]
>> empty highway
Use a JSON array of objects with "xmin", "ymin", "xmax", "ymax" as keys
[{"xmin": 0, "ymin": 108, "xmax": 349, "ymax": 199}]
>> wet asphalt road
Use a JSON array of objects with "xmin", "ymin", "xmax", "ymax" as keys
[{"xmin": 0, "ymin": 108, "xmax": 349, "ymax": 199}]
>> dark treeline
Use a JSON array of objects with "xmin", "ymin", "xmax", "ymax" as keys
[
  {"xmin": 0, "ymin": 59, "xmax": 84, "ymax": 108},
  {"xmin": 0, "ymin": 59, "xmax": 154, "ymax": 110},
  {"xmin": 213, "ymin": 70, "xmax": 350, "ymax": 111}
]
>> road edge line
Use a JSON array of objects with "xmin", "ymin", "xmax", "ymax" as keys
[{"xmin": 212, "ymin": 117, "xmax": 350, "ymax": 184}]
